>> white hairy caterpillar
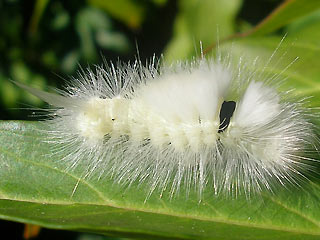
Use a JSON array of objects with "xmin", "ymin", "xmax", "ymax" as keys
[{"xmin": 16, "ymin": 50, "xmax": 318, "ymax": 199}]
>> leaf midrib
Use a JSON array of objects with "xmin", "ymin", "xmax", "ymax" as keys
[
  {"xmin": 0, "ymin": 197, "xmax": 320, "ymax": 237},
  {"xmin": 0, "ymin": 211, "xmax": 190, "ymax": 240}
]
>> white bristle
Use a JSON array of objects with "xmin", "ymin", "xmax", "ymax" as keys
[{"xmin": 17, "ymin": 55, "xmax": 318, "ymax": 199}]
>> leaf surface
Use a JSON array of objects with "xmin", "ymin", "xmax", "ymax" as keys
[{"xmin": 0, "ymin": 121, "xmax": 320, "ymax": 239}]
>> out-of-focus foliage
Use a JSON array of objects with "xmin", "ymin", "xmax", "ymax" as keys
[
  {"xmin": 249, "ymin": 0, "xmax": 320, "ymax": 36},
  {"xmin": 0, "ymin": 0, "xmax": 127, "ymax": 116},
  {"xmin": 0, "ymin": 0, "xmax": 170, "ymax": 119},
  {"xmin": 164, "ymin": 0, "xmax": 242, "ymax": 61},
  {"xmin": 88, "ymin": 0, "xmax": 145, "ymax": 29},
  {"xmin": 0, "ymin": 0, "xmax": 288, "ymax": 119}
]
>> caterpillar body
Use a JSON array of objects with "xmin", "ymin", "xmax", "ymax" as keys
[{"xmin": 17, "ymin": 55, "xmax": 317, "ymax": 198}]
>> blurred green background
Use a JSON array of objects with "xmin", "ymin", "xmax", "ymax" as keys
[
  {"xmin": 2, "ymin": 0, "xmax": 315, "ymax": 239},
  {"xmin": 0, "ymin": 0, "xmax": 282, "ymax": 121}
]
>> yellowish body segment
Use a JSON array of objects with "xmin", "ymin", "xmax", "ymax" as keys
[{"xmin": 77, "ymin": 96, "xmax": 220, "ymax": 152}]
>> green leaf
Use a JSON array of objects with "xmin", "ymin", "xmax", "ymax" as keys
[
  {"xmin": 203, "ymin": 0, "xmax": 320, "ymax": 55},
  {"xmin": 285, "ymin": 9, "xmax": 320, "ymax": 44},
  {"xmin": 87, "ymin": 0, "xmax": 145, "ymax": 29},
  {"xmin": 164, "ymin": 0, "xmax": 242, "ymax": 61},
  {"xmin": 29, "ymin": 0, "xmax": 50, "ymax": 35},
  {"xmin": 1, "ymin": 121, "xmax": 320, "ymax": 239},
  {"xmin": 247, "ymin": 0, "xmax": 320, "ymax": 36},
  {"xmin": 218, "ymin": 35, "xmax": 320, "ymax": 111}
]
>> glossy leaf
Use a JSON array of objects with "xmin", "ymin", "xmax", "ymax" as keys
[{"xmin": 0, "ymin": 121, "xmax": 320, "ymax": 239}]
